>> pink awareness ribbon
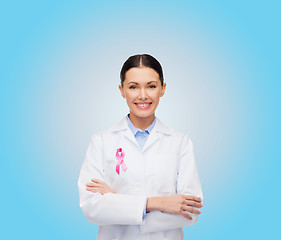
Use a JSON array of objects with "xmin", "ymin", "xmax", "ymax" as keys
[{"xmin": 115, "ymin": 148, "xmax": 127, "ymax": 174}]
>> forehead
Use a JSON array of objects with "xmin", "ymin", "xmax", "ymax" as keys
[{"xmin": 125, "ymin": 67, "xmax": 160, "ymax": 84}]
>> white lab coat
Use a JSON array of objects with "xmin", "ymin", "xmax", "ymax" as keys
[{"xmin": 78, "ymin": 116, "xmax": 203, "ymax": 240}]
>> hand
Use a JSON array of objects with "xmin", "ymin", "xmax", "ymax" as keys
[
  {"xmin": 147, "ymin": 195, "xmax": 203, "ymax": 220},
  {"xmin": 86, "ymin": 179, "xmax": 116, "ymax": 195}
]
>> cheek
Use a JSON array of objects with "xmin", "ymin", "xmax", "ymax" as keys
[
  {"xmin": 150, "ymin": 91, "xmax": 161, "ymax": 101},
  {"xmin": 124, "ymin": 92, "xmax": 136, "ymax": 102}
]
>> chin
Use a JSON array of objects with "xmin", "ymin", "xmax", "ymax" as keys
[{"xmin": 131, "ymin": 110, "xmax": 155, "ymax": 119}]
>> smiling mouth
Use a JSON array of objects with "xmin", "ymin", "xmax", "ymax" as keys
[{"xmin": 135, "ymin": 102, "xmax": 152, "ymax": 109}]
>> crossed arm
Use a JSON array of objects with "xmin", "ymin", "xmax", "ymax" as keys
[
  {"xmin": 86, "ymin": 178, "xmax": 203, "ymax": 220},
  {"xmin": 79, "ymin": 134, "xmax": 203, "ymax": 233}
]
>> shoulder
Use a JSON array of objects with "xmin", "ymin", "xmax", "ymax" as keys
[
  {"xmin": 89, "ymin": 116, "xmax": 127, "ymax": 140},
  {"xmin": 155, "ymin": 118, "xmax": 194, "ymax": 155},
  {"xmin": 155, "ymin": 117, "xmax": 191, "ymax": 141}
]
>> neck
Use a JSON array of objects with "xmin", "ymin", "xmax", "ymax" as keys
[{"xmin": 129, "ymin": 113, "xmax": 155, "ymax": 130}]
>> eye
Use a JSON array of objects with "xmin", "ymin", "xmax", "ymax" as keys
[
  {"xmin": 129, "ymin": 86, "xmax": 137, "ymax": 89},
  {"xmin": 148, "ymin": 85, "xmax": 156, "ymax": 89}
]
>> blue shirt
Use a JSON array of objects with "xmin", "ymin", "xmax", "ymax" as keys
[
  {"xmin": 126, "ymin": 113, "xmax": 156, "ymax": 150},
  {"xmin": 126, "ymin": 113, "xmax": 156, "ymax": 219}
]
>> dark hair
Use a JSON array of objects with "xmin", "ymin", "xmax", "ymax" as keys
[{"xmin": 120, "ymin": 54, "xmax": 164, "ymax": 86}]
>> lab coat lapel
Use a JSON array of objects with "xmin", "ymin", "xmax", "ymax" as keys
[
  {"xmin": 124, "ymin": 129, "xmax": 139, "ymax": 147},
  {"xmin": 142, "ymin": 129, "xmax": 160, "ymax": 152},
  {"xmin": 111, "ymin": 116, "xmax": 173, "ymax": 152},
  {"xmin": 123, "ymin": 117, "xmax": 160, "ymax": 151},
  {"xmin": 110, "ymin": 116, "xmax": 139, "ymax": 147},
  {"xmin": 142, "ymin": 117, "xmax": 172, "ymax": 152}
]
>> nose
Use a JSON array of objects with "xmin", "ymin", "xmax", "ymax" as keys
[{"xmin": 139, "ymin": 88, "xmax": 148, "ymax": 100}]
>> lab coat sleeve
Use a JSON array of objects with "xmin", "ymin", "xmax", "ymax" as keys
[
  {"xmin": 140, "ymin": 134, "xmax": 203, "ymax": 233},
  {"xmin": 78, "ymin": 134, "xmax": 147, "ymax": 225}
]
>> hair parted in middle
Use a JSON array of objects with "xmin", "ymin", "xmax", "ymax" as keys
[{"xmin": 120, "ymin": 54, "xmax": 164, "ymax": 86}]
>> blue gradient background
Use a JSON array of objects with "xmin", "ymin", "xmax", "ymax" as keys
[{"xmin": 1, "ymin": 1, "xmax": 280, "ymax": 239}]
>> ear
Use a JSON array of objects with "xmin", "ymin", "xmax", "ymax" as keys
[
  {"xmin": 119, "ymin": 84, "xmax": 126, "ymax": 99},
  {"xmin": 160, "ymin": 82, "xmax": 166, "ymax": 97}
]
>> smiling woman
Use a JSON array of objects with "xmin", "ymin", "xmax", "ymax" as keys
[
  {"xmin": 78, "ymin": 54, "xmax": 203, "ymax": 240},
  {"xmin": 119, "ymin": 66, "xmax": 166, "ymax": 129}
]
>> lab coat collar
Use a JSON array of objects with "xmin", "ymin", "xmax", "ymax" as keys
[
  {"xmin": 110, "ymin": 116, "xmax": 172, "ymax": 152},
  {"xmin": 110, "ymin": 116, "xmax": 173, "ymax": 135}
]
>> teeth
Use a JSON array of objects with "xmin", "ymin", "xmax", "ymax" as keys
[{"xmin": 137, "ymin": 103, "xmax": 149, "ymax": 107}]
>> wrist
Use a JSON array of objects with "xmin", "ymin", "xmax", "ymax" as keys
[{"xmin": 146, "ymin": 196, "xmax": 164, "ymax": 212}]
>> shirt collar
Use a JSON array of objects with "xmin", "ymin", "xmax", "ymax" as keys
[
  {"xmin": 110, "ymin": 115, "xmax": 172, "ymax": 135},
  {"xmin": 126, "ymin": 113, "xmax": 156, "ymax": 135}
]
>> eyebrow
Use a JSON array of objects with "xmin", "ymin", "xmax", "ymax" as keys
[{"xmin": 128, "ymin": 81, "xmax": 158, "ymax": 84}]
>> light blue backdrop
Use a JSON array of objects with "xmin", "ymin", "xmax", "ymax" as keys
[{"xmin": 1, "ymin": 1, "xmax": 280, "ymax": 239}]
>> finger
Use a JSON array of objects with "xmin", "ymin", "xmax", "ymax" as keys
[
  {"xmin": 183, "ymin": 195, "xmax": 202, "ymax": 202},
  {"xmin": 90, "ymin": 189, "xmax": 104, "ymax": 195},
  {"xmin": 181, "ymin": 211, "xmax": 192, "ymax": 220},
  {"xmin": 87, "ymin": 185, "xmax": 106, "ymax": 190},
  {"xmin": 86, "ymin": 183, "xmax": 105, "ymax": 188},
  {"xmin": 185, "ymin": 200, "xmax": 203, "ymax": 208},
  {"xmin": 86, "ymin": 186, "xmax": 99, "ymax": 190},
  {"xmin": 88, "ymin": 181, "xmax": 108, "ymax": 187},
  {"xmin": 86, "ymin": 187, "xmax": 104, "ymax": 194},
  {"xmin": 86, "ymin": 183, "xmax": 99, "ymax": 187},
  {"xmin": 183, "ymin": 206, "xmax": 201, "ymax": 215},
  {"xmin": 91, "ymin": 178, "xmax": 104, "ymax": 183}
]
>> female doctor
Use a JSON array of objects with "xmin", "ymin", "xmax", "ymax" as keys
[{"xmin": 78, "ymin": 54, "xmax": 203, "ymax": 240}]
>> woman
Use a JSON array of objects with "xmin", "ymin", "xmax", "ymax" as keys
[{"xmin": 78, "ymin": 54, "xmax": 203, "ymax": 240}]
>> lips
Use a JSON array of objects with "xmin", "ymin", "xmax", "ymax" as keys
[{"xmin": 135, "ymin": 102, "xmax": 152, "ymax": 109}]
